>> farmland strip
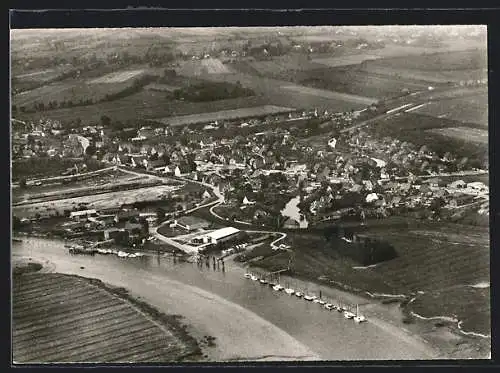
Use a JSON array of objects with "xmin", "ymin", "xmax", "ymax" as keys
[
  {"xmin": 14, "ymin": 308, "xmax": 140, "ymax": 348},
  {"xmin": 51, "ymin": 326, "xmax": 163, "ymax": 363},
  {"xmin": 113, "ymin": 344, "xmax": 184, "ymax": 363},
  {"xmin": 14, "ymin": 296, "xmax": 121, "ymax": 326},
  {"xmin": 13, "ymin": 274, "xmax": 74, "ymax": 294},
  {"xmin": 14, "ymin": 285, "xmax": 113, "ymax": 311},
  {"xmin": 18, "ymin": 319, "xmax": 156, "ymax": 362},
  {"xmin": 13, "ymin": 286, "xmax": 100, "ymax": 310},
  {"xmin": 13, "ymin": 299, "xmax": 130, "ymax": 345},
  {"xmin": 14, "ymin": 309, "xmax": 139, "ymax": 348},
  {"xmin": 13, "ymin": 277, "xmax": 85, "ymax": 299},
  {"xmin": 14, "ymin": 288, "xmax": 110, "ymax": 314},
  {"xmin": 90, "ymin": 336, "xmax": 178, "ymax": 363},
  {"xmin": 14, "ymin": 303, "xmax": 129, "ymax": 337}
]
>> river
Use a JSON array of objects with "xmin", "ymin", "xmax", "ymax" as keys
[
  {"xmin": 12, "ymin": 237, "xmax": 437, "ymax": 361},
  {"xmin": 281, "ymin": 196, "xmax": 308, "ymax": 229}
]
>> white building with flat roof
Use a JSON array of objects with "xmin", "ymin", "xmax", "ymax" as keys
[{"xmin": 196, "ymin": 227, "xmax": 241, "ymax": 245}]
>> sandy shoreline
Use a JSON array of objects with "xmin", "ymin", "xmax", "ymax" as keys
[{"xmin": 13, "ymin": 253, "xmax": 319, "ymax": 362}]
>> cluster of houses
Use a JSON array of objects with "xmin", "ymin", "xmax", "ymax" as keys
[{"xmin": 60, "ymin": 207, "xmax": 156, "ymax": 245}]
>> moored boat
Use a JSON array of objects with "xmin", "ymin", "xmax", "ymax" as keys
[
  {"xmin": 344, "ymin": 310, "xmax": 355, "ymax": 319},
  {"xmin": 295, "ymin": 291, "xmax": 303, "ymax": 298},
  {"xmin": 244, "ymin": 273, "xmax": 252, "ymax": 279},
  {"xmin": 251, "ymin": 275, "xmax": 259, "ymax": 281},
  {"xmin": 260, "ymin": 278, "xmax": 268, "ymax": 284},
  {"xmin": 324, "ymin": 303, "xmax": 334, "ymax": 310},
  {"xmin": 354, "ymin": 304, "xmax": 367, "ymax": 323},
  {"xmin": 284, "ymin": 288, "xmax": 295, "ymax": 295},
  {"xmin": 273, "ymin": 284, "xmax": 284, "ymax": 291}
]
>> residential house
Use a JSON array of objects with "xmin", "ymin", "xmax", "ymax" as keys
[
  {"xmin": 131, "ymin": 155, "xmax": 147, "ymax": 168},
  {"xmin": 242, "ymin": 196, "xmax": 256, "ymax": 205},
  {"xmin": 202, "ymin": 190, "xmax": 211, "ymax": 199},
  {"xmin": 113, "ymin": 154, "xmax": 130, "ymax": 165},
  {"xmin": 174, "ymin": 164, "xmax": 192, "ymax": 177},
  {"xmin": 147, "ymin": 159, "xmax": 167, "ymax": 171}
]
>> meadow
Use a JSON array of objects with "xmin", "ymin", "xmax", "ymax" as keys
[
  {"xmin": 250, "ymin": 218, "xmax": 489, "ymax": 335},
  {"xmin": 411, "ymin": 94, "xmax": 488, "ymax": 126}
]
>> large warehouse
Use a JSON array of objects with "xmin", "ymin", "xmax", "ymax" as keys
[{"xmin": 194, "ymin": 227, "xmax": 241, "ymax": 245}]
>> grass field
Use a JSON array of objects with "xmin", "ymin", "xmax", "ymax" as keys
[
  {"xmin": 154, "ymin": 105, "xmax": 296, "ymax": 126},
  {"xmin": 427, "ymin": 127, "xmax": 488, "ymax": 144},
  {"xmin": 276, "ymin": 67, "xmax": 431, "ymax": 99},
  {"xmin": 281, "ymin": 85, "xmax": 377, "ymax": 105},
  {"xmin": 408, "ymin": 286, "xmax": 490, "ymax": 336},
  {"xmin": 411, "ymin": 94, "xmax": 488, "ymax": 126},
  {"xmin": 232, "ymin": 56, "xmax": 325, "ymax": 76},
  {"xmin": 250, "ymin": 218, "xmax": 489, "ymax": 335},
  {"xmin": 359, "ymin": 64, "xmax": 487, "ymax": 84},
  {"xmin": 368, "ymin": 49, "xmax": 487, "ymax": 72},
  {"xmin": 176, "ymin": 58, "xmax": 233, "ymax": 76},
  {"xmin": 12, "ymin": 80, "xmax": 131, "ymax": 108},
  {"xmin": 88, "ymin": 69, "xmax": 146, "ymax": 84},
  {"xmin": 312, "ymin": 54, "xmax": 383, "ymax": 68},
  {"xmin": 14, "ymin": 65, "xmax": 75, "ymax": 83},
  {"xmin": 196, "ymin": 72, "xmax": 371, "ymax": 112},
  {"xmin": 13, "ymin": 271, "xmax": 200, "ymax": 363},
  {"xmin": 369, "ymin": 113, "xmax": 488, "ymax": 165},
  {"xmin": 17, "ymin": 90, "xmax": 269, "ymax": 124}
]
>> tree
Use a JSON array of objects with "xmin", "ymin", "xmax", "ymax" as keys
[
  {"xmin": 13, "ymin": 215, "xmax": 21, "ymax": 230},
  {"xmin": 85, "ymin": 144, "xmax": 97, "ymax": 157},
  {"xmin": 156, "ymin": 207, "xmax": 166, "ymax": 221},
  {"xmin": 100, "ymin": 115, "xmax": 111, "ymax": 127},
  {"xmin": 19, "ymin": 178, "xmax": 27, "ymax": 188}
]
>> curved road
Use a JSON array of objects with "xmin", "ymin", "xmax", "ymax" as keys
[{"xmin": 118, "ymin": 167, "xmax": 289, "ymax": 253}]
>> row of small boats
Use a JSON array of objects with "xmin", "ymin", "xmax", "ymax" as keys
[
  {"xmin": 244, "ymin": 272, "xmax": 367, "ymax": 323},
  {"xmin": 66, "ymin": 244, "xmax": 144, "ymax": 259}
]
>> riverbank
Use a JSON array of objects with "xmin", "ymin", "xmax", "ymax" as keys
[{"xmin": 12, "ymin": 244, "xmax": 320, "ymax": 362}]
